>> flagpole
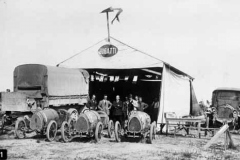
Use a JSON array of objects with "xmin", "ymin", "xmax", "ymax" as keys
[
  {"xmin": 101, "ymin": 7, "xmax": 122, "ymax": 42},
  {"xmin": 106, "ymin": 12, "xmax": 110, "ymax": 42}
]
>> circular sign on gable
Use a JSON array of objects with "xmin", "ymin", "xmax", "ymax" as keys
[{"xmin": 98, "ymin": 44, "xmax": 118, "ymax": 57}]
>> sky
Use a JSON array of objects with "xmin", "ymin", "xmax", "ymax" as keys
[{"xmin": 1, "ymin": 0, "xmax": 240, "ymax": 101}]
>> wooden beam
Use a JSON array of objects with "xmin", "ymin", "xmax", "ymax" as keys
[
  {"xmin": 141, "ymin": 69, "xmax": 162, "ymax": 76},
  {"xmin": 203, "ymin": 124, "xmax": 229, "ymax": 150},
  {"xmin": 227, "ymin": 130, "xmax": 235, "ymax": 149},
  {"xmin": 140, "ymin": 79, "xmax": 162, "ymax": 82}
]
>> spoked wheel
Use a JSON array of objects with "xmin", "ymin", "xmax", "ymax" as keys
[
  {"xmin": 114, "ymin": 121, "xmax": 122, "ymax": 142},
  {"xmin": 148, "ymin": 121, "xmax": 156, "ymax": 144},
  {"xmin": 46, "ymin": 120, "xmax": 58, "ymax": 142},
  {"xmin": 68, "ymin": 108, "xmax": 78, "ymax": 121},
  {"xmin": 141, "ymin": 132, "xmax": 148, "ymax": 143},
  {"xmin": 0, "ymin": 115, "xmax": 6, "ymax": 134},
  {"xmin": 68, "ymin": 118, "xmax": 76, "ymax": 131},
  {"xmin": 61, "ymin": 121, "xmax": 72, "ymax": 142},
  {"xmin": 107, "ymin": 120, "xmax": 114, "ymax": 138},
  {"xmin": 95, "ymin": 122, "xmax": 103, "ymax": 142},
  {"xmin": 15, "ymin": 117, "xmax": 26, "ymax": 139}
]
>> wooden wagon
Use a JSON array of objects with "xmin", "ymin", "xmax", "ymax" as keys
[{"xmin": 0, "ymin": 64, "xmax": 89, "ymax": 141}]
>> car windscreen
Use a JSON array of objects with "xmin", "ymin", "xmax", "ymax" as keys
[{"xmin": 217, "ymin": 91, "xmax": 240, "ymax": 101}]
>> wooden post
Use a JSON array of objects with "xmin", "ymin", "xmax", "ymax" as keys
[
  {"xmin": 203, "ymin": 124, "xmax": 229, "ymax": 150},
  {"xmin": 226, "ymin": 130, "xmax": 235, "ymax": 149},
  {"xmin": 205, "ymin": 117, "xmax": 209, "ymax": 136},
  {"xmin": 197, "ymin": 121, "xmax": 201, "ymax": 138},
  {"xmin": 106, "ymin": 12, "xmax": 110, "ymax": 42},
  {"xmin": 224, "ymin": 129, "xmax": 228, "ymax": 150},
  {"xmin": 166, "ymin": 120, "xmax": 169, "ymax": 136},
  {"xmin": 174, "ymin": 126, "xmax": 176, "ymax": 138}
]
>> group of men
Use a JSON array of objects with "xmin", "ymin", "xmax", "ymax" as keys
[{"xmin": 86, "ymin": 94, "xmax": 160, "ymax": 126}]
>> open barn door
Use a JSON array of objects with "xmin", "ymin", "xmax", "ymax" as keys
[{"xmin": 158, "ymin": 64, "xmax": 191, "ymax": 124}]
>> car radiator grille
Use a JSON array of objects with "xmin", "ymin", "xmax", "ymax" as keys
[
  {"xmin": 217, "ymin": 107, "xmax": 233, "ymax": 119},
  {"xmin": 128, "ymin": 117, "xmax": 141, "ymax": 132},
  {"xmin": 76, "ymin": 116, "xmax": 88, "ymax": 132}
]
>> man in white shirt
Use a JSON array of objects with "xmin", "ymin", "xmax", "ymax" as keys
[
  {"xmin": 128, "ymin": 94, "xmax": 138, "ymax": 112},
  {"xmin": 98, "ymin": 95, "xmax": 112, "ymax": 115}
]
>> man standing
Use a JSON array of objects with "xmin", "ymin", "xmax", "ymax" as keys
[
  {"xmin": 137, "ymin": 97, "xmax": 148, "ymax": 112},
  {"xmin": 135, "ymin": 95, "xmax": 139, "ymax": 102},
  {"xmin": 86, "ymin": 94, "xmax": 98, "ymax": 110},
  {"xmin": 151, "ymin": 97, "xmax": 160, "ymax": 122},
  {"xmin": 112, "ymin": 95, "xmax": 123, "ymax": 126},
  {"xmin": 128, "ymin": 94, "xmax": 138, "ymax": 113},
  {"xmin": 98, "ymin": 95, "xmax": 112, "ymax": 116},
  {"xmin": 122, "ymin": 97, "xmax": 129, "ymax": 120}
]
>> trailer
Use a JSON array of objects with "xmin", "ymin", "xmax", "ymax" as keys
[{"xmin": 0, "ymin": 64, "xmax": 89, "ymax": 141}]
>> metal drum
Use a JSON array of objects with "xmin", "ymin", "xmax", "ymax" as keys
[
  {"xmin": 30, "ymin": 109, "xmax": 59, "ymax": 131},
  {"xmin": 75, "ymin": 110, "xmax": 100, "ymax": 132},
  {"xmin": 97, "ymin": 110, "xmax": 109, "ymax": 128},
  {"xmin": 128, "ymin": 111, "xmax": 151, "ymax": 132}
]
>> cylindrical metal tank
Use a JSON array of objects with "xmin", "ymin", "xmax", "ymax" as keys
[
  {"xmin": 30, "ymin": 109, "xmax": 59, "ymax": 131},
  {"xmin": 128, "ymin": 111, "xmax": 151, "ymax": 132},
  {"xmin": 75, "ymin": 110, "xmax": 100, "ymax": 132},
  {"xmin": 97, "ymin": 110, "xmax": 109, "ymax": 127}
]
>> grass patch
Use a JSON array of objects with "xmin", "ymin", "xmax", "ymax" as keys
[
  {"xmin": 74, "ymin": 153, "xmax": 126, "ymax": 160},
  {"xmin": 8, "ymin": 153, "xmax": 27, "ymax": 159},
  {"xmin": 182, "ymin": 151, "xmax": 193, "ymax": 158},
  {"xmin": 161, "ymin": 149, "xmax": 201, "ymax": 160}
]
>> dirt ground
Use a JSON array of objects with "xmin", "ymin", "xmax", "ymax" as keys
[{"xmin": 1, "ymin": 124, "xmax": 240, "ymax": 160}]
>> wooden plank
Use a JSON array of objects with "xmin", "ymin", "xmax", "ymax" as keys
[
  {"xmin": 224, "ymin": 130, "xmax": 228, "ymax": 150},
  {"xmin": 183, "ymin": 127, "xmax": 219, "ymax": 130},
  {"xmin": 203, "ymin": 124, "xmax": 229, "ymax": 150},
  {"xmin": 166, "ymin": 120, "xmax": 169, "ymax": 136},
  {"xmin": 165, "ymin": 118, "xmax": 204, "ymax": 123},
  {"xmin": 227, "ymin": 130, "xmax": 235, "ymax": 149},
  {"xmin": 198, "ymin": 122, "xmax": 201, "ymax": 138},
  {"xmin": 140, "ymin": 79, "xmax": 162, "ymax": 82},
  {"xmin": 141, "ymin": 69, "xmax": 162, "ymax": 76}
]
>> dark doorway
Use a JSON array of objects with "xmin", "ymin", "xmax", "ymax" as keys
[{"xmin": 86, "ymin": 68, "xmax": 162, "ymax": 117}]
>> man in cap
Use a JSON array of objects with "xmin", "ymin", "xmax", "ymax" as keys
[
  {"xmin": 128, "ymin": 94, "xmax": 138, "ymax": 113},
  {"xmin": 137, "ymin": 96, "xmax": 148, "ymax": 112},
  {"xmin": 86, "ymin": 94, "xmax": 98, "ymax": 110},
  {"xmin": 122, "ymin": 96, "xmax": 129, "ymax": 120}
]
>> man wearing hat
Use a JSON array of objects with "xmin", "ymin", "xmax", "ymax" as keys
[
  {"xmin": 86, "ymin": 94, "xmax": 98, "ymax": 110},
  {"xmin": 122, "ymin": 96, "xmax": 129, "ymax": 120},
  {"xmin": 137, "ymin": 96, "xmax": 148, "ymax": 112},
  {"xmin": 128, "ymin": 94, "xmax": 138, "ymax": 113}
]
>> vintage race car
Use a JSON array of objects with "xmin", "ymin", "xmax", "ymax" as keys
[
  {"xmin": 114, "ymin": 110, "xmax": 156, "ymax": 144},
  {"xmin": 15, "ymin": 108, "xmax": 74, "ymax": 141},
  {"xmin": 61, "ymin": 110, "xmax": 109, "ymax": 142}
]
